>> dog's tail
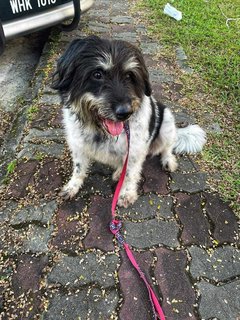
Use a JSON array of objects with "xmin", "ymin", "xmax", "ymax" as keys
[{"xmin": 174, "ymin": 125, "xmax": 206, "ymax": 154}]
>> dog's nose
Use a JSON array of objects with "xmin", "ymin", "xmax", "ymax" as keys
[{"xmin": 115, "ymin": 104, "xmax": 133, "ymax": 121}]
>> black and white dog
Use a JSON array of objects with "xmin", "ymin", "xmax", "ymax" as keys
[{"xmin": 53, "ymin": 36, "xmax": 206, "ymax": 207}]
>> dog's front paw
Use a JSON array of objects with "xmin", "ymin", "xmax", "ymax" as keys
[
  {"xmin": 59, "ymin": 181, "xmax": 82, "ymax": 200},
  {"xmin": 117, "ymin": 190, "xmax": 138, "ymax": 208}
]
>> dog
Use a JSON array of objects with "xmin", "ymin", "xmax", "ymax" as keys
[{"xmin": 52, "ymin": 35, "xmax": 206, "ymax": 208}]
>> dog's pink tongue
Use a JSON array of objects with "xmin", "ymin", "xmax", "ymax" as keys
[{"xmin": 103, "ymin": 119, "xmax": 124, "ymax": 136}]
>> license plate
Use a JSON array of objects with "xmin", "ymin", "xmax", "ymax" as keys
[{"xmin": 0, "ymin": 0, "xmax": 72, "ymax": 22}]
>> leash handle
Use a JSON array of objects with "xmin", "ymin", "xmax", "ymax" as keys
[{"xmin": 110, "ymin": 123, "xmax": 166, "ymax": 320}]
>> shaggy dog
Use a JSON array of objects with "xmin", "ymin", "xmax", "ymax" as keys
[{"xmin": 52, "ymin": 36, "xmax": 206, "ymax": 208}]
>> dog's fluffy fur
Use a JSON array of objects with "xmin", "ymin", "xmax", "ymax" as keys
[{"xmin": 53, "ymin": 36, "xmax": 206, "ymax": 207}]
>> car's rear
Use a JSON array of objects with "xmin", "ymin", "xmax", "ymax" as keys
[{"xmin": 0, "ymin": 0, "xmax": 94, "ymax": 53}]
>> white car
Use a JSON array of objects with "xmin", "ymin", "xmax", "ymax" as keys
[{"xmin": 0, "ymin": 0, "xmax": 94, "ymax": 53}]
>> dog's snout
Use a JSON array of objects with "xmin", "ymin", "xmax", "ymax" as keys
[{"xmin": 115, "ymin": 104, "xmax": 133, "ymax": 121}]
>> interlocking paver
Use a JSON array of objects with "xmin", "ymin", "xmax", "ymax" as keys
[
  {"xmin": 124, "ymin": 219, "xmax": 179, "ymax": 248},
  {"xmin": 39, "ymin": 92, "xmax": 61, "ymax": 105},
  {"xmin": 189, "ymin": 245, "xmax": 240, "ymax": 281},
  {"xmin": 140, "ymin": 42, "xmax": 162, "ymax": 55},
  {"xmin": 6, "ymin": 160, "xmax": 38, "ymax": 199},
  {"xmin": 23, "ymin": 224, "xmax": 54, "ymax": 253},
  {"xmin": 30, "ymin": 105, "xmax": 62, "ymax": 129},
  {"xmin": 82, "ymin": 171, "xmax": 113, "ymax": 196},
  {"xmin": 45, "ymin": 288, "xmax": 119, "ymax": 320},
  {"xmin": 36, "ymin": 158, "xmax": 63, "ymax": 196},
  {"xmin": 176, "ymin": 46, "xmax": 194, "ymax": 74},
  {"xmin": 170, "ymin": 172, "xmax": 207, "ymax": 193},
  {"xmin": 154, "ymin": 248, "xmax": 197, "ymax": 319},
  {"xmin": 171, "ymin": 108, "xmax": 195, "ymax": 126},
  {"xmin": 204, "ymin": 192, "xmax": 239, "ymax": 243},
  {"xmin": 83, "ymin": 196, "xmax": 115, "ymax": 251},
  {"xmin": 1, "ymin": 0, "xmax": 239, "ymax": 319},
  {"xmin": 175, "ymin": 193, "xmax": 212, "ymax": 246},
  {"xmin": 119, "ymin": 250, "xmax": 155, "ymax": 320},
  {"xmin": 151, "ymin": 83, "xmax": 166, "ymax": 101},
  {"xmin": 51, "ymin": 198, "xmax": 87, "ymax": 252},
  {"xmin": 12, "ymin": 254, "xmax": 48, "ymax": 294},
  {"xmin": 118, "ymin": 193, "xmax": 174, "ymax": 219},
  {"xmin": 17, "ymin": 142, "xmax": 64, "ymax": 160},
  {"xmin": 149, "ymin": 70, "xmax": 174, "ymax": 83},
  {"xmin": 48, "ymin": 252, "xmax": 119, "ymax": 288},
  {"xmin": 10, "ymin": 200, "xmax": 57, "ymax": 226},
  {"xmin": 0, "ymin": 287, "xmax": 4, "ymax": 312},
  {"xmin": 88, "ymin": 21, "xmax": 111, "ymax": 33},
  {"xmin": 23, "ymin": 128, "xmax": 64, "ymax": 143},
  {"xmin": 176, "ymin": 155, "xmax": 197, "ymax": 173},
  {"xmin": 113, "ymin": 32, "xmax": 137, "ymax": 43},
  {"xmin": 9, "ymin": 254, "xmax": 48, "ymax": 319},
  {"xmin": 142, "ymin": 156, "xmax": 169, "ymax": 194},
  {"xmin": 197, "ymin": 279, "xmax": 240, "ymax": 320},
  {"xmin": 112, "ymin": 25, "xmax": 135, "ymax": 33},
  {"xmin": 111, "ymin": 16, "xmax": 133, "ymax": 24},
  {"xmin": 0, "ymin": 200, "xmax": 18, "ymax": 222}
]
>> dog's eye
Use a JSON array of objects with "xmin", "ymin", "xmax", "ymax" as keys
[
  {"xmin": 92, "ymin": 70, "xmax": 103, "ymax": 80},
  {"xmin": 125, "ymin": 72, "xmax": 133, "ymax": 80}
]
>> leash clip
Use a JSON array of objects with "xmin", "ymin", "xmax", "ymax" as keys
[{"xmin": 110, "ymin": 219, "xmax": 125, "ymax": 246}]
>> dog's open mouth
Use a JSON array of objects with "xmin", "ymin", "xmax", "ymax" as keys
[{"xmin": 102, "ymin": 118, "xmax": 124, "ymax": 136}]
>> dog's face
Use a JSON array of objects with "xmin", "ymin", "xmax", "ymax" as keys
[{"xmin": 52, "ymin": 36, "xmax": 151, "ymax": 135}]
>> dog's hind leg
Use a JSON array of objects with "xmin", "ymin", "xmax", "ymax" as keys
[
  {"xmin": 60, "ymin": 151, "xmax": 91, "ymax": 199},
  {"xmin": 150, "ymin": 108, "xmax": 178, "ymax": 172},
  {"xmin": 161, "ymin": 147, "xmax": 178, "ymax": 172}
]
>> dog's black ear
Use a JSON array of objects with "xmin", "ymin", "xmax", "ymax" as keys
[
  {"xmin": 52, "ymin": 36, "xmax": 101, "ymax": 92},
  {"xmin": 52, "ymin": 39, "xmax": 82, "ymax": 92},
  {"xmin": 144, "ymin": 77, "xmax": 152, "ymax": 97},
  {"xmin": 141, "ymin": 56, "xmax": 152, "ymax": 97},
  {"xmin": 134, "ymin": 47, "xmax": 152, "ymax": 97},
  {"xmin": 141, "ymin": 63, "xmax": 152, "ymax": 97}
]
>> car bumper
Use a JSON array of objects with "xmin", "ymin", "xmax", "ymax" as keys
[{"xmin": 2, "ymin": 0, "xmax": 94, "ymax": 40}]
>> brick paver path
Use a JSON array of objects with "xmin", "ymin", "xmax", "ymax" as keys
[{"xmin": 0, "ymin": 0, "xmax": 239, "ymax": 319}]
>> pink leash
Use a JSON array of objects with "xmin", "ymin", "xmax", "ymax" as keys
[{"xmin": 109, "ymin": 123, "xmax": 166, "ymax": 320}]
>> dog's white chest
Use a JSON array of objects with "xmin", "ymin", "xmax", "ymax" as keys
[
  {"xmin": 63, "ymin": 108, "xmax": 128, "ymax": 167},
  {"xmin": 87, "ymin": 134, "xmax": 127, "ymax": 164}
]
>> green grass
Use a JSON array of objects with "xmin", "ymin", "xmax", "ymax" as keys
[
  {"xmin": 138, "ymin": 0, "xmax": 240, "ymax": 214},
  {"xmin": 2, "ymin": 159, "xmax": 17, "ymax": 184},
  {"xmin": 144, "ymin": 0, "xmax": 240, "ymax": 100},
  {"xmin": 27, "ymin": 105, "xmax": 39, "ymax": 121},
  {"xmin": 6, "ymin": 160, "xmax": 17, "ymax": 175}
]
